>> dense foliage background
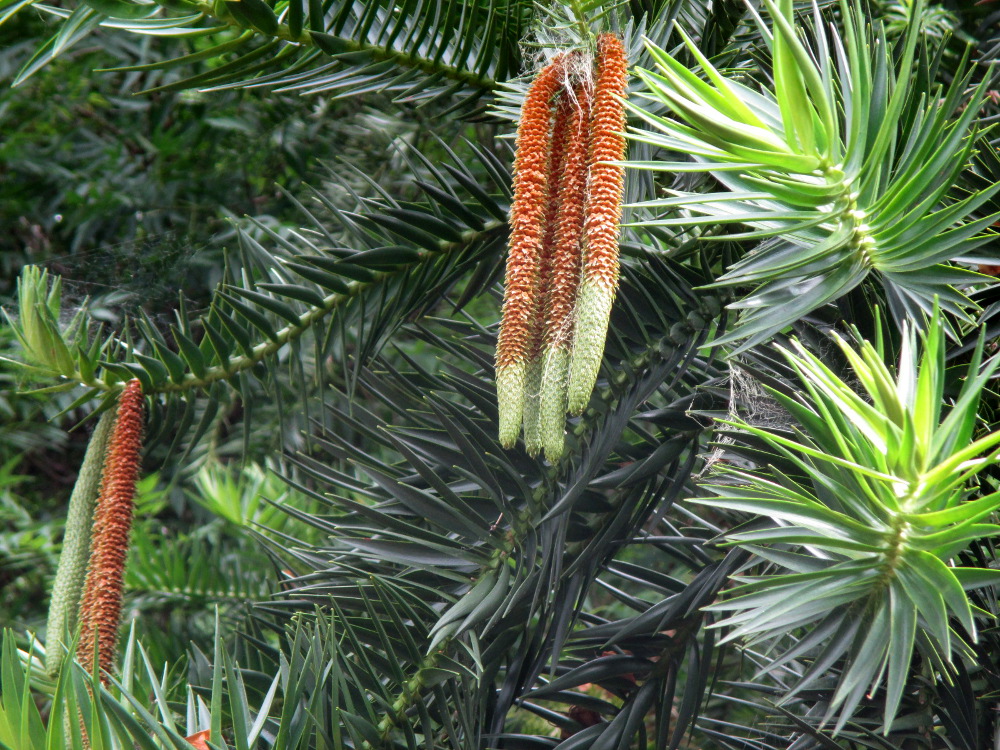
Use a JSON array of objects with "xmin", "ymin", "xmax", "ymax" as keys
[{"xmin": 4, "ymin": 0, "xmax": 1000, "ymax": 748}]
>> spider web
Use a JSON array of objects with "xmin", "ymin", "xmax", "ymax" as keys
[
  {"xmin": 32, "ymin": 232, "xmax": 215, "ymax": 337},
  {"xmin": 697, "ymin": 359, "xmax": 793, "ymax": 478}
]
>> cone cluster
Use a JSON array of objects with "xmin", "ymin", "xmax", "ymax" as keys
[
  {"xmin": 497, "ymin": 33, "xmax": 629, "ymax": 460},
  {"xmin": 77, "ymin": 379, "xmax": 145, "ymax": 681}
]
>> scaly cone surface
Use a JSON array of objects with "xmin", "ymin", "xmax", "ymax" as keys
[
  {"xmin": 76, "ymin": 379, "xmax": 145, "ymax": 681},
  {"xmin": 497, "ymin": 36, "xmax": 629, "ymax": 453},
  {"xmin": 523, "ymin": 89, "xmax": 574, "ymax": 456},
  {"xmin": 496, "ymin": 55, "xmax": 565, "ymax": 448},
  {"xmin": 539, "ymin": 79, "xmax": 593, "ymax": 460},
  {"xmin": 568, "ymin": 33, "xmax": 629, "ymax": 415}
]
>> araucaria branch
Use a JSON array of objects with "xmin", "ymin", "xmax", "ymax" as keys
[
  {"xmin": 496, "ymin": 33, "xmax": 629, "ymax": 455},
  {"xmin": 76, "ymin": 379, "xmax": 145, "ymax": 680}
]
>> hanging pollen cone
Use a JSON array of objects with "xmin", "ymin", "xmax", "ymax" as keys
[
  {"xmin": 568, "ymin": 33, "xmax": 629, "ymax": 417},
  {"xmin": 496, "ymin": 33, "xmax": 629, "ymax": 460},
  {"xmin": 539, "ymin": 79, "xmax": 592, "ymax": 460},
  {"xmin": 522, "ymin": 87, "xmax": 575, "ymax": 456},
  {"xmin": 496, "ymin": 54, "xmax": 566, "ymax": 450},
  {"xmin": 77, "ymin": 379, "xmax": 145, "ymax": 681}
]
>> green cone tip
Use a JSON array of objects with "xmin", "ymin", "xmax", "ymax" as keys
[
  {"xmin": 497, "ymin": 360, "xmax": 527, "ymax": 448},
  {"xmin": 540, "ymin": 347, "xmax": 570, "ymax": 461},
  {"xmin": 522, "ymin": 357, "xmax": 544, "ymax": 456},
  {"xmin": 568, "ymin": 280, "xmax": 615, "ymax": 415}
]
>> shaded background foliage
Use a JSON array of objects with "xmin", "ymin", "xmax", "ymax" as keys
[{"xmin": 0, "ymin": 8, "xmax": 451, "ymax": 655}]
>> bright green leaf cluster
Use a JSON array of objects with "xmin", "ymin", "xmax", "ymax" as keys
[
  {"xmin": 6, "ymin": 266, "xmax": 83, "ymax": 378},
  {"xmin": 629, "ymin": 0, "xmax": 999, "ymax": 351},
  {"xmin": 1, "ymin": 266, "xmax": 114, "ymax": 397},
  {"xmin": 696, "ymin": 307, "xmax": 1000, "ymax": 732},
  {"xmin": 0, "ymin": 620, "xmax": 327, "ymax": 749},
  {"xmin": 878, "ymin": 0, "xmax": 960, "ymax": 39}
]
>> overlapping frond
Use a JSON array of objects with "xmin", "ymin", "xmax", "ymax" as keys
[
  {"xmin": 247, "ymin": 251, "xmax": 724, "ymax": 747},
  {"xmin": 125, "ymin": 528, "xmax": 274, "ymax": 609},
  {"xmin": 5, "ymin": 0, "xmax": 533, "ymax": 113},
  {"xmin": 8, "ymin": 1, "xmax": 1000, "ymax": 747},
  {"xmin": 3, "ymin": 142, "xmax": 510, "ymax": 464}
]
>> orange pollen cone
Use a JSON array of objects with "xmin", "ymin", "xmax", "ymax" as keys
[
  {"xmin": 77, "ymin": 379, "xmax": 145, "ymax": 681},
  {"xmin": 527, "ymin": 90, "xmax": 574, "ymax": 365},
  {"xmin": 582, "ymin": 33, "xmax": 628, "ymax": 292},
  {"xmin": 544, "ymin": 80, "xmax": 593, "ymax": 351},
  {"xmin": 498, "ymin": 34, "xmax": 631, "ymax": 445},
  {"xmin": 496, "ymin": 55, "xmax": 566, "ymax": 373},
  {"xmin": 566, "ymin": 33, "xmax": 630, "ymax": 416}
]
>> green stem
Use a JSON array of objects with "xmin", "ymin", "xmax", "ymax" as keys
[
  {"xmin": 826, "ymin": 167, "xmax": 875, "ymax": 269},
  {"xmin": 879, "ymin": 513, "xmax": 910, "ymax": 584},
  {"xmin": 568, "ymin": 0, "xmax": 595, "ymax": 47},
  {"xmin": 45, "ymin": 408, "xmax": 116, "ymax": 676},
  {"xmin": 373, "ymin": 646, "xmax": 446, "ymax": 746}
]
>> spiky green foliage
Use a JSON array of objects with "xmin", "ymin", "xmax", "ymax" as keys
[
  {"xmin": 253, "ymin": 253, "xmax": 723, "ymax": 748},
  {"xmin": 878, "ymin": 0, "xmax": 959, "ymax": 38},
  {"xmin": 2, "ymin": 0, "xmax": 530, "ymax": 118},
  {"xmin": 0, "ymin": 622, "xmax": 339, "ymax": 749},
  {"xmin": 628, "ymin": 0, "xmax": 1000, "ymax": 351},
  {"xmin": 699, "ymin": 309, "xmax": 1000, "ymax": 733}
]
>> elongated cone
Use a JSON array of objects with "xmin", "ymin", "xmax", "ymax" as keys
[
  {"xmin": 77, "ymin": 380, "xmax": 144, "ymax": 681},
  {"xmin": 497, "ymin": 56, "xmax": 566, "ymax": 448},
  {"xmin": 568, "ymin": 33, "xmax": 629, "ymax": 415},
  {"xmin": 523, "ymin": 90, "xmax": 574, "ymax": 456},
  {"xmin": 45, "ymin": 408, "xmax": 115, "ymax": 676},
  {"xmin": 540, "ymin": 80, "xmax": 593, "ymax": 460}
]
